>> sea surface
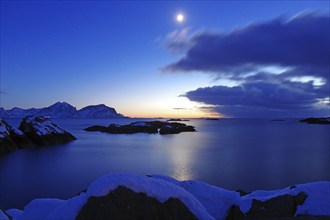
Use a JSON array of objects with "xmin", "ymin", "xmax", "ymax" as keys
[{"xmin": 0, "ymin": 118, "xmax": 329, "ymax": 209}]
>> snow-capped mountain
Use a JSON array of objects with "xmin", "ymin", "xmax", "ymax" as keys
[
  {"xmin": 0, "ymin": 102, "xmax": 125, "ymax": 118},
  {"xmin": 77, "ymin": 104, "xmax": 122, "ymax": 118},
  {"xmin": 6, "ymin": 107, "xmax": 39, "ymax": 118},
  {"xmin": 37, "ymin": 102, "xmax": 77, "ymax": 118}
]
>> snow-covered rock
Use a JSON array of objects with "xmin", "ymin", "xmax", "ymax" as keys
[
  {"xmin": 16, "ymin": 199, "xmax": 65, "ymax": 220},
  {"xmin": 227, "ymin": 181, "xmax": 330, "ymax": 219},
  {"xmin": 4, "ymin": 174, "xmax": 330, "ymax": 220},
  {"xmin": 45, "ymin": 173, "xmax": 214, "ymax": 220},
  {"xmin": 0, "ymin": 118, "xmax": 32, "ymax": 154},
  {"xmin": 5, "ymin": 209, "xmax": 22, "ymax": 219},
  {"xmin": 0, "ymin": 209, "xmax": 10, "ymax": 220},
  {"xmin": 18, "ymin": 116, "xmax": 76, "ymax": 146},
  {"xmin": 152, "ymin": 175, "xmax": 241, "ymax": 220}
]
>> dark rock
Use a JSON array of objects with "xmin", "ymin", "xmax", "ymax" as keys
[
  {"xmin": 247, "ymin": 194, "xmax": 296, "ymax": 218},
  {"xmin": 84, "ymin": 125, "xmax": 109, "ymax": 132},
  {"xmin": 236, "ymin": 189, "xmax": 250, "ymax": 196},
  {"xmin": 294, "ymin": 192, "xmax": 308, "ymax": 207},
  {"xmin": 205, "ymin": 118, "xmax": 220, "ymax": 120},
  {"xmin": 159, "ymin": 122, "xmax": 196, "ymax": 134},
  {"xmin": 167, "ymin": 119, "xmax": 190, "ymax": 122},
  {"xmin": 226, "ymin": 192, "xmax": 309, "ymax": 220},
  {"xmin": 19, "ymin": 116, "xmax": 76, "ymax": 146},
  {"xmin": 226, "ymin": 205, "xmax": 245, "ymax": 220},
  {"xmin": 0, "ymin": 118, "xmax": 33, "ymax": 155},
  {"xmin": 76, "ymin": 186, "xmax": 198, "ymax": 220},
  {"xmin": 84, "ymin": 121, "xmax": 196, "ymax": 135},
  {"xmin": 299, "ymin": 117, "xmax": 330, "ymax": 124}
]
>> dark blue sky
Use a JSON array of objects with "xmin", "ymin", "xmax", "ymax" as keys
[{"xmin": 1, "ymin": 1, "xmax": 329, "ymax": 117}]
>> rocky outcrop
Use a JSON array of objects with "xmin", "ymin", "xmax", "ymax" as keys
[
  {"xmin": 299, "ymin": 117, "xmax": 330, "ymax": 124},
  {"xmin": 0, "ymin": 118, "xmax": 33, "ymax": 155},
  {"xmin": 84, "ymin": 121, "xmax": 196, "ymax": 135},
  {"xmin": 76, "ymin": 186, "xmax": 198, "ymax": 220},
  {"xmin": 19, "ymin": 116, "xmax": 76, "ymax": 146},
  {"xmin": 0, "ymin": 116, "xmax": 76, "ymax": 154},
  {"xmin": 227, "ymin": 192, "xmax": 307, "ymax": 219}
]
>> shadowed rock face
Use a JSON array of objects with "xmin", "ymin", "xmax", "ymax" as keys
[
  {"xmin": 0, "ymin": 118, "xmax": 33, "ymax": 155},
  {"xmin": 84, "ymin": 121, "xmax": 196, "ymax": 135},
  {"xmin": 19, "ymin": 116, "xmax": 76, "ymax": 146},
  {"xmin": 226, "ymin": 192, "xmax": 308, "ymax": 220},
  {"xmin": 76, "ymin": 186, "xmax": 198, "ymax": 220}
]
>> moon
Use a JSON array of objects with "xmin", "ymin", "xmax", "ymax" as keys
[{"xmin": 176, "ymin": 13, "xmax": 184, "ymax": 23}]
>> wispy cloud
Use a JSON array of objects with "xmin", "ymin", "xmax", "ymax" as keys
[
  {"xmin": 158, "ymin": 27, "xmax": 192, "ymax": 53},
  {"xmin": 173, "ymin": 107, "xmax": 188, "ymax": 110}
]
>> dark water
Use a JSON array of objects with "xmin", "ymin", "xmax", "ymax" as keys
[{"xmin": 0, "ymin": 118, "xmax": 329, "ymax": 209}]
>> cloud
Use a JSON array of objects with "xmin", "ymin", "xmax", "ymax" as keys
[
  {"xmin": 163, "ymin": 12, "xmax": 329, "ymax": 117},
  {"xmin": 173, "ymin": 107, "xmax": 188, "ymax": 110},
  {"xmin": 161, "ymin": 27, "xmax": 192, "ymax": 53},
  {"xmin": 184, "ymin": 80, "xmax": 329, "ymax": 117},
  {"xmin": 186, "ymin": 81, "xmax": 323, "ymax": 108},
  {"xmin": 163, "ymin": 12, "xmax": 329, "ymax": 76}
]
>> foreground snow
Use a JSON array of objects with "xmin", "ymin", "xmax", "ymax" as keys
[{"xmin": 2, "ymin": 173, "xmax": 330, "ymax": 220}]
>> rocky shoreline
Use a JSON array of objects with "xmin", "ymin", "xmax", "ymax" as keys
[{"xmin": 1, "ymin": 173, "xmax": 329, "ymax": 220}]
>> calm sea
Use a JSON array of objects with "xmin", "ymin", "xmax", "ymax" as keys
[{"xmin": 0, "ymin": 118, "xmax": 329, "ymax": 209}]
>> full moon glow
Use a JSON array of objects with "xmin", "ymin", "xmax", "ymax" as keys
[{"xmin": 176, "ymin": 14, "xmax": 184, "ymax": 23}]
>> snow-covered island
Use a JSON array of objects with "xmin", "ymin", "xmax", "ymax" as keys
[
  {"xmin": 84, "ymin": 121, "xmax": 196, "ymax": 135},
  {"xmin": 0, "ymin": 116, "xmax": 76, "ymax": 155},
  {"xmin": 0, "ymin": 102, "xmax": 125, "ymax": 119},
  {"xmin": 0, "ymin": 173, "xmax": 329, "ymax": 220}
]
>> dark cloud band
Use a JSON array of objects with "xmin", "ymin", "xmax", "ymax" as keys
[
  {"xmin": 164, "ymin": 13, "xmax": 329, "ymax": 74},
  {"xmin": 165, "ymin": 12, "xmax": 330, "ymax": 117}
]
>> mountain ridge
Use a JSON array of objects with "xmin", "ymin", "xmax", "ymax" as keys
[{"xmin": 0, "ymin": 102, "xmax": 125, "ymax": 118}]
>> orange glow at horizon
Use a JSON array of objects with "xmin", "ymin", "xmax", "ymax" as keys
[{"xmin": 121, "ymin": 106, "xmax": 222, "ymax": 119}]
